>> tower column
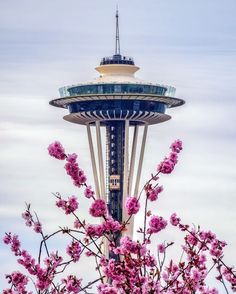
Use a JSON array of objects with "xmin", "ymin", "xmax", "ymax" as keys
[
  {"xmin": 86, "ymin": 123, "xmax": 101, "ymax": 198},
  {"xmin": 106, "ymin": 121, "xmax": 126, "ymax": 223},
  {"xmin": 128, "ymin": 125, "xmax": 139, "ymax": 196},
  {"xmin": 134, "ymin": 124, "xmax": 148, "ymax": 196},
  {"xmin": 122, "ymin": 120, "xmax": 130, "ymax": 223},
  {"xmin": 96, "ymin": 121, "xmax": 106, "ymax": 200},
  {"xmin": 126, "ymin": 124, "xmax": 148, "ymax": 237}
]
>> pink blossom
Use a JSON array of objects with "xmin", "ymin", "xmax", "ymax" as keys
[
  {"xmin": 48, "ymin": 141, "xmax": 66, "ymax": 160},
  {"xmin": 199, "ymin": 230, "xmax": 216, "ymax": 243},
  {"xmin": 84, "ymin": 185, "xmax": 95, "ymax": 198},
  {"xmin": 3, "ymin": 290, "xmax": 13, "ymax": 294},
  {"xmin": 17, "ymin": 250, "xmax": 37, "ymax": 275},
  {"xmin": 157, "ymin": 140, "xmax": 183, "ymax": 174},
  {"xmin": 89, "ymin": 199, "xmax": 107, "ymax": 217},
  {"xmin": 102, "ymin": 216, "xmax": 122, "ymax": 232},
  {"xmin": 5, "ymin": 271, "xmax": 29, "ymax": 293},
  {"xmin": 98, "ymin": 283, "xmax": 118, "ymax": 294},
  {"xmin": 102, "ymin": 259, "xmax": 125, "ymax": 283},
  {"xmin": 22, "ymin": 211, "xmax": 33, "ymax": 227},
  {"xmin": 147, "ymin": 186, "xmax": 163, "ymax": 202},
  {"xmin": 158, "ymin": 243, "xmax": 165, "ymax": 253},
  {"xmin": 74, "ymin": 219, "xmax": 82, "ymax": 229},
  {"xmin": 125, "ymin": 196, "xmax": 140, "ymax": 215},
  {"xmin": 169, "ymin": 151, "xmax": 178, "ymax": 164},
  {"xmin": 66, "ymin": 240, "xmax": 82, "ymax": 262},
  {"xmin": 186, "ymin": 231, "xmax": 198, "ymax": 246},
  {"xmin": 119, "ymin": 235, "xmax": 139, "ymax": 254},
  {"xmin": 62, "ymin": 275, "xmax": 82, "ymax": 293},
  {"xmin": 64, "ymin": 154, "xmax": 87, "ymax": 188},
  {"xmin": 85, "ymin": 251, "xmax": 95, "ymax": 257},
  {"xmin": 4, "ymin": 233, "xmax": 21, "ymax": 256},
  {"xmin": 171, "ymin": 139, "xmax": 183, "ymax": 153},
  {"xmin": 85, "ymin": 224, "xmax": 105, "ymax": 237},
  {"xmin": 158, "ymin": 157, "xmax": 175, "ymax": 174},
  {"xmin": 33, "ymin": 222, "xmax": 42, "ymax": 234},
  {"xmin": 56, "ymin": 195, "xmax": 79, "ymax": 214},
  {"xmin": 147, "ymin": 215, "xmax": 167, "ymax": 234},
  {"xmin": 3, "ymin": 233, "xmax": 11, "ymax": 245},
  {"xmin": 67, "ymin": 153, "xmax": 77, "ymax": 163},
  {"xmin": 170, "ymin": 212, "xmax": 181, "ymax": 226}
]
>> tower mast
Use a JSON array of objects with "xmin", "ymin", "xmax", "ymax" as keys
[{"xmin": 115, "ymin": 8, "xmax": 120, "ymax": 55}]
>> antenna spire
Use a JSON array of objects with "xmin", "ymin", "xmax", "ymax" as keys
[{"xmin": 115, "ymin": 8, "xmax": 120, "ymax": 55}]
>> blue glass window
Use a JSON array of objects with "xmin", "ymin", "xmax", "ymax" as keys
[
  {"xmin": 68, "ymin": 99, "xmax": 166, "ymax": 114},
  {"xmin": 67, "ymin": 83, "xmax": 167, "ymax": 96}
]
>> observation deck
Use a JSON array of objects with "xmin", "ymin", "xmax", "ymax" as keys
[{"xmin": 50, "ymin": 55, "xmax": 184, "ymax": 126}]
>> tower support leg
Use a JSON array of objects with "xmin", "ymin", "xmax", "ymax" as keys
[
  {"xmin": 128, "ymin": 125, "xmax": 139, "ymax": 196},
  {"xmin": 86, "ymin": 123, "xmax": 101, "ymax": 198},
  {"xmin": 126, "ymin": 124, "xmax": 148, "ymax": 237},
  {"xmin": 122, "ymin": 120, "xmax": 130, "ymax": 223},
  {"xmin": 134, "ymin": 124, "xmax": 148, "ymax": 196},
  {"xmin": 96, "ymin": 121, "xmax": 106, "ymax": 200}
]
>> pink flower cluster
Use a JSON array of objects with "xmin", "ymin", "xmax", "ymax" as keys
[
  {"xmin": 146, "ymin": 185, "xmax": 163, "ymax": 202},
  {"xmin": 22, "ymin": 206, "xmax": 42, "ymax": 233},
  {"xmin": 84, "ymin": 185, "xmax": 95, "ymax": 199},
  {"xmin": 171, "ymin": 139, "xmax": 183, "ymax": 153},
  {"xmin": 3, "ymin": 233, "xmax": 64, "ymax": 292},
  {"xmin": 89, "ymin": 199, "xmax": 107, "ymax": 217},
  {"xmin": 99, "ymin": 250, "xmax": 159, "ymax": 292},
  {"xmin": 113, "ymin": 235, "xmax": 147, "ymax": 255},
  {"xmin": 48, "ymin": 141, "xmax": 66, "ymax": 160},
  {"xmin": 125, "ymin": 196, "xmax": 140, "ymax": 215},
  {"xmin": 157, "ymin": 243, "xmax": 166, "ymax": 253},
  {"xmin": 48, "ymin": 141, "xmax": 89, "ymax": 190},
  {"xmin": 56, "ymin": 195, "xmax": 79, "ymax": 214},
  {"xmin": 98, "ymin": 283, "xmax": 118, "ymax": 294},
  {"xmin": 170, "ymin": 212, "xmax": 181, "ymax": 226},
  {"xmin": 66, "ymin": 240, "xmax": 82, "ymax": 262},
  {"xmin": 147, "ymin": 215, "xmax": 167, "ymax": 234},
  {"xmin": 61, "ymin": 275, "xmax": 82, "ymax": 293},
  {"xmin": 4, "ymin": 271, "xmax": 29, "ymax": 294},
  {"xmin": 3, "ymin": 233, "xmax": 21, "ymax": 256},
  {"xmin": 65, "ymin": 153, "xmax": 87, "ymax": 188},
  {"xmin": 157, "ymin": 140, "xmax": 183, "ymax": 174},
  {"xmin": 36, "ymin": 252, "xmax": 63, "ymax": 291},
  {"xmin": 222, "ymin": 266, "xmax": 236, "ymax": 292},
  {"xmin": 85, "ymin": 216, "xmax": 122, "ymax": 238}
]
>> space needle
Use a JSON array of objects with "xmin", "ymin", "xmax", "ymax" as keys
[{"xmin": 50, "ymin": 10, "xmax": 185, "ymax": 237}]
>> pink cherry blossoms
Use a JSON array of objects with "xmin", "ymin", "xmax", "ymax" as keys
[
  {"xmin": 61, "ymin": 275, "xmax": 82, "ymax": 293},
  {"xmin": 146, "ymin": 185, "xmax": 163, "ymax": 202},
  {"xmin": 89, "ymin": 199, "xmax": 107, "ymax": 217},
  {"xmin": 56, "ymin": 195, "xmax": 79, "ymax": 214},
  {"xmin": 2, "ymin": 139, "xmax": 236, "ymax": 293},
  {"xmin": 48, "ymin": 141, "xmax": 66, "ymax": 160},
  {"xmin": 157, "ymin": 139, "xmax": 183, "ymax": 174},
  {"xmin": 65, "ymin": 153, "xmax": 87, "ymax": 188},
  {"xmin": 4, "ymin": 271, "xmax": 29, "ymax": 294},
  {"xmin": 125, "ymin": 196, "xmax": 140, "ymax": 215},
  {"xmin": 66, "ymin": 240, "xmax": 82, "ymax": 262},
  {"xmin": 170, "ymin": 212, "xmax": 181, "ymax": 226},
  {"xmin": 147, "ymin": 215, "xmax": 167, "ymax": 234}
]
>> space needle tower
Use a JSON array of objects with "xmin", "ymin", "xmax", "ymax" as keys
[{"xmin": 50, "ymin": 11, "xmax": 184, "ymax": 236}]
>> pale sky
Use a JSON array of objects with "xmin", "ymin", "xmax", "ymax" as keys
[{"xmin": 0, "ymin": 0, "xmax": 236, "ymax": 292}]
